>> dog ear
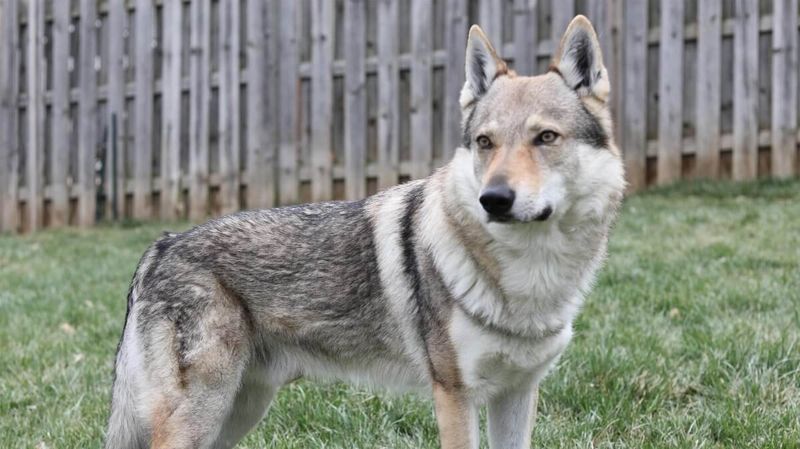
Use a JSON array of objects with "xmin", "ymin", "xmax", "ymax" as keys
[
  {"xmin": 552, "ymin": 15, "xmax": 609, "ymax": 102},
  {"xmin": 460, "ymin": 25, "xmax": 508, "ymax": 107}
]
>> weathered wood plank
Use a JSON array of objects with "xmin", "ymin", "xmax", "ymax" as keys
[
  {"xmin": 657, "ymin": 0, "xmax": 684, "ymax": 184},
  {"xmin": 133, "ymin": 0, "xmax": 154, "ymax": 220},
  {"xmin": 551, "ymin": 0, "xmax": 575, "ymax": 41},
  {"xmin": 78, "ymin": 0, "xmax": 99, "ymax": 226},
  {"xmin": 218, "ymin": 0, "xmax": 240, "ymax": 214},
  {"xmin": 442, "ymin": 0, "xmax": 467, "ymax": 162},
  {"xmin": 732, "ymin": 0, "xmax": 758, "ymax": 180},
  {"xmin": 311, "ymin": 0, "xmax": 334, "ymax": 200},
  {"xmin": 512, "ymin": 0, "xmax": 537, "ymax": 77},
  {"xmin": 770, "ymin": 0, "xmax": 797, "ymax": 177},
  {"xmin": 189, "ymin": 0, "xmax": 211, "ymax": 221},
  {"xmin": 479, "ymin": 0, "xmax": 503, "ymax": 50},
  {"xmin": 376, "ymin": 0, "xmax": 399, "ymax": 189},
  {"xmin": 246, "ymin": 0, "xmax": 277, "ymax": 208},
  {"xmin": 410, "ymin": 0, "xmax": 432, "ymax": 179},
  {"xmin": 344, "ymin": 0, "xmax": 366, "ymax": 200},
  {"xmin": 27, "ymin": 0, "xmax": 45, "ymax": 231},
  {"xmin": 50, "ymin": 0, "xmax": 70, "ymax": 227},
  {"xmin": 160, "ymin": 0, "xmax": 183, "ymax": 219},
  {"xmin": 107, "ymin": 0, "xmax": 126, "ymax": 221},
  {"xmin": 622, "ymin": 0, "xmax": 648, "ymax": 190},
  {"xmin": 276, "ymin": 0, "xmax": 299, "ymax": 205},
  {"xmin": 696, "ymin": 0, "xmax": 722, "ymax": 178},
  {"xmin": 0, "ymin": 0, "xmax": 19, "ymax": 232}
]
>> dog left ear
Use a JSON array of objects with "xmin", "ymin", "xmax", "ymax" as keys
[{"xmin": 552, "ymin": 15, "xmax": 609, "ymax": 102}]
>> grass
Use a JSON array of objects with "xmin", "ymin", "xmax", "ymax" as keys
[{"xmin": 1, "ymin": 178, "xmax": 799, "ymax": 448}]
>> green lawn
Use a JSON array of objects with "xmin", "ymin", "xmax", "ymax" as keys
[{"xmin": 1, "ymin": 179, "xmax": 799, "ymax": 448}]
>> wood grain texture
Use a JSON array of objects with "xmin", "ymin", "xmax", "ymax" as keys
[
  {"xmin": 410, "ymin": 0, "xmax": 433, "ymax": 179},
  {"xmin": 133, "ymin": 0, "xmax": 154, "ymax": 220},
  {"xmin": 344, "ymin": 0, "xmax": 367, "ymax": 200},
  {"xmin": 732, "ymin": 0, "xmax": 758, "ymax": 181},
  {"xmin": 161, "ymin": 0, "xmax": 183, "ymax": 219},
  {"xmin": 27, "ymin": 0, "xmax": 45, "ymax": 231},
  {"xmin": 376, "ymin": 0, "xmax": 399, "ymax": 189},
  {"xmin": 189, "ymin": 0, "xmax": 211, "ymax": 221},
  {"xmin": 0, "ymin": 0, "xmax": 19, "ymax": 232},
  {"xmin": 657, "ymin": 0, "xmax": 684, "ymax": 185},
  {"xmin": 107, "ymin": 0, "xmax": 126, "ymax": 221},
  {"xmin": 277, "ymin": 0, "xmax": 299, "ymax": 204},
  {"xmin": 311, "ymin": 0, "xmax": 334, "ymax": 201},
  {"xmin": 622, "ymin": 0, "xmax": 648, "ymax": 191},
  {"xmin": 512, "ymin": 0, "xmax": 538, "ymax": 77},
  {"xmin": 218, "ymin": 0, "xmax": 241, "ymax": 214},
  {"xmin": 50, "ymin": 0, "xmax": 70, "ymax": 227},
  {"xmin": 696, "ymin": 0, "xmax": 722, "ymax": 178},
  {"xmin": 770, "ymin": 0, "xmax": 797, "ymax": 178},
  {"xmin": 443, "ymin": 0, "xmax": 468, "ymax": 162}
]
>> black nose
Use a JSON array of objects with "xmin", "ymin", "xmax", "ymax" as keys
[
  {"xmin": 534, "ymin": 205, "xmax": 553, "ymax": 221},
  {"xmin": 479, "ymin": 186, "xmax": 515, "ymax": 216}
]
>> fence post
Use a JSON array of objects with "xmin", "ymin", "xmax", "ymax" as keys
[
  {"xmin": 344, "ymin": 0, "xmax": 366, "ymax": 200},
  {"xmin": 77, "ymin": 0, "xmax": 99, "ymax": 227},
  {"xmin": 621, "ymin": 0, "xmax": 648, "ymax": 191},
  {"xmin": 409, "ymin": 0, "xmax": 432, "ymax": 180},
  {"xmin": 161, "ymin": 0, "xmax": 184, "ymax": 220},
  {"xmin": 311, "ymin": 0, "xmax": 334, "ymax": 201},
  {"xmin": 26, "ymin": 0, "xmax": 45, "ymax": 231},
  {"xmin": 276, "ymin": 0, "xmax": 299, "ymax": 205},
  {"xmin": 189, "ymin": 0, "xmax": 211, "ymax": 221},
  {"xmin": 443, "ymin": 0, "xmax": 468, "ymax": 163},
  {"xmin": 696, "ymin": 0, "xmax": 722, "ymax": 179},
  {"xmin": 0, "ymin": 0, "xmax": 19, "ymax": 233},
  {"xmin": 219, "ymin": 0, "xmax": 241, "ymax": 214},
  {"xmin": 732, "ymin": 0, "xmax": 759, "ymax": 181},
  {"xmin": 50, "ymin": 0, "xmax": 70, "ymax": 227},
  {"xmin": 657, "ymin": 0, "xmax": 684, "ymax": 185},
  {"xmin": 771, "ymin": 0, "xmax": 798, "ymax": 178}
]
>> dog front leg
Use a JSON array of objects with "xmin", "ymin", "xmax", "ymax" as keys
[
  {"xmin": 487, "ymin": 381, "xmax": 539, "ymax": 449},
  {"xmin": 432, "ymin": 383, "xmax": 478, "ymax": 449}
]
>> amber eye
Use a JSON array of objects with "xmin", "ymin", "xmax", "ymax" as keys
[
  {"xmin": 476, "ymin": 135, "xmax": 493, "ymax": 149},
  {"xmin": 535, "ymin": 130, "xmax": 559, "ymax": 145}
]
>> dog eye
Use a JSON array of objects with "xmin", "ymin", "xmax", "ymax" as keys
[
  {"xmin": 535, "ymin": 130, "xmax": 559, "ymax": 145},
  {"xmin": 476, "ymin": 135, "xmax": 493, "ymax": 149}
]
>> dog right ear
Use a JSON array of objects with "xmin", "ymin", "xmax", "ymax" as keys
[{"xmin": 460, "ymin": 25, "xmax": 508, "ymax": 108}]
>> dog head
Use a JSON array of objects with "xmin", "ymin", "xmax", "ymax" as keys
[{"xmin": 455, "ymin": 16, "xmax": 624, "ymax": 228}]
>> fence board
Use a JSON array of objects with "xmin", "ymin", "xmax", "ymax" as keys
[
  {"xmin": 732, "ymin": 0, "xmax": 758, "ymax": 181},
  {"xmin": 657, "ymin": 0, "xmax": 684, "ymax": 184},
  {"xmin": 443, "ymin": 0, "xmax": 467, "ymax": 162},
  {"xmin": 0, "ymin": 0, "xmax": 19, "ymax": 232},
  {"xmin": 78, "ymin": 0, "xmax": 99, "ymax": 226},
  {"xmin": 622, "ymin": 0, "xmax": 648, "ymax": 190},
  {"xmin": 189, "ymin": 0, "xmax": 211, "ymax": 221},
  {"xmin": 696, "ymin": 0, "xmax": 722, "ymax": 178},
  {"xmin": 219, "ymin": 0, "xmax": 240, "ymax": 214},
  {"xmin": 311, "ymin": 0, "xmax": 333, "ymax": 201},
  {"xmin": 344, "ymin": 0, "xmax": 366, "ymax": 200},
  {"xmin": 50, "ymin": 0, "xmax": 70, "ymax": 227},
  {"xmin": 277, "ymin": 0, "xmax": 299, "ymax": 204},
  {"xmin": 551, "ymin": 0, "xmax": 575, "ymax": 41},
  {"xmin": 512, "ymin": 0, "xmax": 537, "ymax": 77},
  {"xmin": 376, "ymin": 0, "xmax": 399, "ymax": 190},
  {"xmin": 133, "ymin": 0, "xmax": 154, "ymax": 219},
  {"xmin": 410, "ymin": 0, "xmax": 432, "ymax": 179},
  {"xmin": 107, "ymin": 0, "xmax": 125, "ymax": 221},
  {"xmin": 479, "ymin": 0, "xmax": 503, "ymax": 49},
  {"xmin": 161, "ymin": 0, "xmax": 183, "ymax": 219},
  {"xmin": 27, "ymin": 0, "xmax": 45, "ymax": 231},
  {"xmin": 771, "ymin": 0, "xmax": 797, "ymax": 178}
]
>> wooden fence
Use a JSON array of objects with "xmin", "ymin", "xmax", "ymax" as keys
[{"xmin": 0, "ymin": 0, "xmax": 798, "ymax": 233}]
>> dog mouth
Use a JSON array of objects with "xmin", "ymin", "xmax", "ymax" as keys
[{"xmin": 486, "ymin": 206, "xmax": 554, "ymax": 224}]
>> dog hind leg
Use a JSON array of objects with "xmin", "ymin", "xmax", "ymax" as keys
[{"xmin": 210, "ymin": 364, "xmax": 278, "ymax": 449}]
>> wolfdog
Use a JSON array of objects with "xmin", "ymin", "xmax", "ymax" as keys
[{"xmin": 105, "ymin": 15, "xmax": 625, "ymax": 449}]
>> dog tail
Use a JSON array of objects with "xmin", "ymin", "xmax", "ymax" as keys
[{"xmin": 105, "ymin": 286, "xmax": 148, "ymax": 449}]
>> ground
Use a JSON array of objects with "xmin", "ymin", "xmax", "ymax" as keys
[{"xmin": 1, "ymin": 178, "xmax": 799, "ymax": 448}]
